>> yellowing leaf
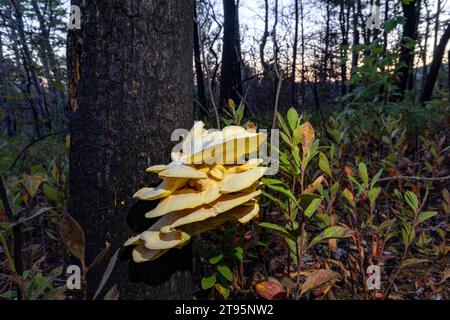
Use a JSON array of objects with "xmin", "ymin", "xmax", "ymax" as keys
[{"xmin": 299, "ymin": 122, "xmax": 315, "ymax": 155}]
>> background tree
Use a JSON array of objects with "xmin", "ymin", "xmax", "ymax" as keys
[{"xmin": 220, "ymin": 0, "xmax": 242, "ymax": 109}]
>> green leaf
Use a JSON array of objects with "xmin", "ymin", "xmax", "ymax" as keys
[
  {"xmin": 287, "ymin": 107, "xmax": 299, "ymax": 131},
  {"xmin": 258, "ymin": 222, "xmax": 294, "ymax": 239},
  {"xmin": 370, "ymin": 169, "xmax": 383, "ymax": 189},
  {"xmin": 341, "ymin": 188, "xmax": 355, "ymax": 207},
  {"xmin": 277, "ymin": 112, "xmax": 291, "ymax": 137},
  {"xmin": 404, "ymin": 191, "xmax": 419, "ymax": 211},
  {"xmin": 368, "ymin": 187, "xmax": 381, "ymax": 207},
  {"xmin": 262, "ymin": 178, "xmax": 297, "ymax": 204},
  {"xmin": 417, "ymin": 211, "xmax": 438, "ymax": 223},
  {"xmin": 215, "ymin": 283, "xmax": 230, "ymax": 299},
  {"xmin": 233, "ymin": 246, "xmax": 244, "ymax": 261},
  {"xmin": 209, "ymin": 253, "xmax": 224, "ymax": 264},
  {"xmin": 358, "ymin": 162, "xmax": 369, "ymax": 186},
  {"xmin": 309, "ymin": 226, "xmax": 354, "ymax": 248},
  {"xmin": 201, "ymin": 275, "xmax": 217, "ymax": 290},
  {"xmin": 43, "ymin": 184, "xmax": 59, "ymax": 202},
  {"xmin": 319, "ymin": 152, "xmax": 332, "ymax": 177},
  {"xmin": 216, "ymin": 265, "xmax": 233, "ymax": 282},
  {"xmin": 304, "ymin": 198, "xmax": 322, "ymax": 218},
  {"xmin": 228, "ymin": 98, "xmax": 235, "ymax": 109}
]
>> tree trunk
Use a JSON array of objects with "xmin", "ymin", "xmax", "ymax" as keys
[
  {"xmin": 339, "ymin": 0, "xmax": 349, "ymax": 97},
  {"xmin": 220, "ymin": 0, "xmax": 242, "ymax": 108},
  {"xmin": 194, "ymin": 0, "xmax": 207, "ymax": 115},
  {"xmin": 0, "ymin": 31, "xmax": 15, "ymax": 137},
  {"xmin": 31, "ymin": 0, "xmax": 66, "ymax": 131},
  {"xmin": 420, "ymin": 23, "xmax": 450, "ymax": 103},
  {"xmin": 291, "ymin": 0, "xmax": 299, "ymax": 108},
  {"xmin": 68, "ymin": 0, "xmax": 194, "ymax": 299},
  {"xmin": 11, "ymin": 0, "xmax": 50, "ymax": 135},
  {"xmin": 260, "ymin": 0, "xmax": 269, "ymax": 72},
  {"xmin": 300, "ymin": 0, "xmax": 306, "ymax": 104},
  {"xmin": 395, "ymin": 0, "xmax": 419, "ymax": 100}
]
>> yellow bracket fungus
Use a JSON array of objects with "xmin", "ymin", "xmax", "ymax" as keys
[{"xmin": 125, "ymin": 121, "xmax": 267, "ymax": 262}]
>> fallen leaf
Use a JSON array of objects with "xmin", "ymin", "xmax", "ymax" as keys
[
  {"xmin": 255, "ymin": 281, "xmax": 287, "ymax": 300},
  {"xmin": 300, "ymin": 269, "xmax": 340, "ymax": 296}
]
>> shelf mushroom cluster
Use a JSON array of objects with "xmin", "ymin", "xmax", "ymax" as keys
[{"xmin": 125, "ymin": 121, "xmax": 268, "ymax": 262}]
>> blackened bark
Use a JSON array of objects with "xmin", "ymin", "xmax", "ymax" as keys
[
  {"xmin": 194, "ymin": 1, "xmax": 207, "ymax": 115},
  {"xmin": 220, "ymin": 0, "xmax": 242, "ymax": 108},
  {"xmin": 68, "ymin": 0, "xmax": 194, "ymax": 299},
  {"xmin": 420, "ymin": 23, "xmax": 450, "ymax": 103},
  {"xmin": 395, "ymin": 0, "xmax": 419, "ymax": 100}
]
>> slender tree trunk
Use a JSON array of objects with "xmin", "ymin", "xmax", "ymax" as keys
[
  {"xmin": 11, "ymin": 0, "xmax": 50, "ymax": 133},
  {"xmin": 433, "ymin": 0, "xmax": 441, "ymax": 55},
  {"xmin": 339, "ymin": 0, "xmax": 349, "ymax": 97},
  {"xmin": 259, "ymin": 0, "xmax": 269, "ymax": 72},
  {"xmin": 31, "ymin": 0, "xmax": 66, "ymax": 131},
  {"xmin": 220, "ymin": 0, "xmax": 242, "ymax": 108},
  {"xmin": 395, "ymin": 0, "xmax": 420, "ymax": 100},
  {"xmin": 350, "ymin": 1, "xmax": 359, "ymax": 92},
  {"xmin": 68, "ymin": 0, "xmax": 194, "ymax": 299},
  {"xmin": 300, "ymin": 0, "xmax": 306, "ymax": 104},
  {"xmin": 194, "ymin": 0, "xmax": 207, "ymax": 115},
  {"xmin": 420, "ymin": 23, "xmax": 450, "ymax": 103},
  {"xmin": 421, "ymin": 2, "xmax": 431, "ymax": 92},
  {"xmin": 0, "ymin": 32, "xmax": 15, "ymax": 137},
  {"xmin": 322, "ymin": 1, "xmax": 331, "ymax": 85},
  {"xmin": 291, "ymin": 0, "xmax": 299, "ymax": 108}
]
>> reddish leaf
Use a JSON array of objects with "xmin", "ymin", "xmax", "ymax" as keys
[
  {"xmin": 104, "ymin": 285, "xmax": 119, "ymax": 300},
  {"xmin": 255, "ymin": 281, "xmax": 286, "ymax": 300},
  {"xmin": 59, "ymin": 213, "xmax": 85, "ymax": 263},
  {"xmin": 344, "ymin": 166, "xmax": 353, "ymax": 176}
]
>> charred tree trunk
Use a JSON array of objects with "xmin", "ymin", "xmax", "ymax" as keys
[
  {"xmin": 220, "ymin": 0, "xmax": 242, "ymax": 109},
  {"xmin": 68, "ymin": 0, "xmax": 194, "ymax": 299},
  {"xmin": 420, "ymin": 23, "xmax": 450, "ymax": 103}
]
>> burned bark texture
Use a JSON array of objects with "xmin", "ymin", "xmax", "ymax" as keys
[{"xmin": 68, "ymin": 0, "xmax": 194, "ymax": 299}]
